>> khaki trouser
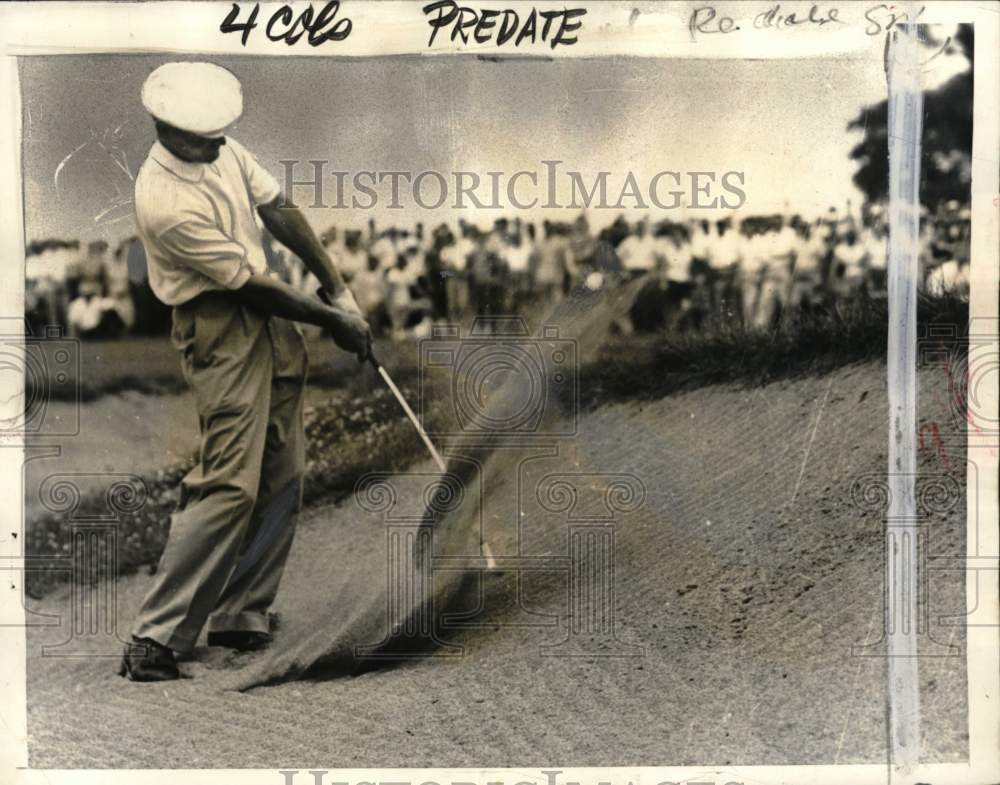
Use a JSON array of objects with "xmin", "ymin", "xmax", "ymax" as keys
[
  {"xmin": 132, "ymin": 292, "xmax": 308, "ymax": 653},
  {"xmin": 742, "ymin": 267, "xmax": 790, "ymax": 329}
]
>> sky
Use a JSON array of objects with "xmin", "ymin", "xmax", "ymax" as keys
[{"xmin": 18, "ymin": 41, "xmax": 968, "ymax": 247}]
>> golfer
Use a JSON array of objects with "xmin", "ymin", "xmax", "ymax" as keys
[{"xmin": 120, "ymin": 62, "xmax": 372, "ymax": 681}]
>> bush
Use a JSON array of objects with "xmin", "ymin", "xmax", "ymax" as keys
[{"xmin": 578, "ymin": 292, "xmax": 970, "ymax": 405}]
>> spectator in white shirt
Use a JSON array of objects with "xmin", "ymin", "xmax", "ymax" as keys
[{"xmin": 616, "ymin": 218, "xmax": 659, "ymax": 277}]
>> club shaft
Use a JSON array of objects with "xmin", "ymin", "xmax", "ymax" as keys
[
  {"xmin": 375, "ymin": 361, "xmax": 447, "ymax": 473},
  {"xmin": 315, "ymin": 287, "xmax": 446, "ymax": 473}
]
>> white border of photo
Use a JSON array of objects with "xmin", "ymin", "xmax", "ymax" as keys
[{"xmin": 0, "ymin": 3, "xmax": 996, "ymax": 784}]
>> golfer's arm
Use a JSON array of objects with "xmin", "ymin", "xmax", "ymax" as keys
[
  {"xmin": 257, "ymin": 196, "xmax": 347, "ymax": 296},
  {"xmin": 232, "ymin": 273, "xmax": 339, "ymax": 329}
]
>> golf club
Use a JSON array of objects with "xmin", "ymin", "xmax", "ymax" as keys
[{"xmin": 319, "ymin": 287, "xmax": 447, "ymax": 473}]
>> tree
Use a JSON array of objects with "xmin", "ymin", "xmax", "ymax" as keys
[{"xmin": 847, "ymin": 25, "xmax": 973, "ymax": 211}]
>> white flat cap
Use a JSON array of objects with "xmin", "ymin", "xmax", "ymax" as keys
[{"xmin": 142, "ymin": 62, "xmax": 243, "ymax": 137}]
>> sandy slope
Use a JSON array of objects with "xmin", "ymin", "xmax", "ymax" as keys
[{"xmin": 25, "ymin": 361, "xmax": 968, "ymax": 768}]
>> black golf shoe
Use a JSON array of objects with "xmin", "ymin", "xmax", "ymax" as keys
[{"xmin": 118, "ymin": 636, "xmax": 180, "ymax": 682}]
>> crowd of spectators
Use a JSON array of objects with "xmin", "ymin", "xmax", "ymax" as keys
[
  {"xmin": 25, "ymin": 201, "xmax": 971, "ymax": 341},
  {"xmin": 25, "ymin": 237, "xmax": 171, "ymax": 340}
]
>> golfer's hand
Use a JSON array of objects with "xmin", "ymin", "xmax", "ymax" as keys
[
  {"xmin": 326, "ymin": 306, "xmax": 372, "ymax": 363},
  {"xmin": 319, "ymin": 286, "xmax": 371, "ymax": 362}
]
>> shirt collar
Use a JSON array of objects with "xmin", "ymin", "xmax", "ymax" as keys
[{"xmin": 149, "ymin": 141, "xmax": 207, "ymax": 184}]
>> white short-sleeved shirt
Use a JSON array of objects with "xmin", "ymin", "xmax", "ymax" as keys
[
  {"xmin": 134, "ymin": 137, "xmax": 281, "ymax": 306},
  {"xmin": 369, "ymin": 237, "xmax": 399, "ymax": 271},
  {"xmin": 711, "ymin": 230, "xmax": 742, "ymax": 269},
  {"xmin": 795, "ymin": 232, "xmax": 827, "ymax": 274},
  {"xmin": 689, "ymin": 227, "xmax": 714, "ymax": 262},
  {"xmin": 617, "ymin": 234, "xmax": 658, "ymax": 272},
  {"xmin": 863, "ymin": 231, "xmax": 888, "ymax": 271},
  {"xmin": 739, "ymin": 234, "xmax": 764, "ymax": 274},
  {"xmin": 385, "ymin": 266, "xmax": 413, "ymax": 310},
  {"xmin": 743, "ymin": 228, "xmax": 796, "ymax": 274},
  {"xmin": 441, "ymin": 237, "xmax": 475, "ymax": 273},
  {"xmin": 662, "ymin": 238, "xmax": 692, "ymax": 283},
  {"xmin": 505, "ymin": 243, "xmax": 531, "ymax": 274}
]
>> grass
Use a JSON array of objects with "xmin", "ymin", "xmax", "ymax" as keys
[
  {"xmin": 576, "ymin": 293, "xmax": 971, "ymax": 407},
  {"xmin": 31, "ymin": 335, "xmax": 406, "ymax": 403},
  {"xmin": 46, "ymin": 337, "xmax": 187, "ymax": 401}
]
